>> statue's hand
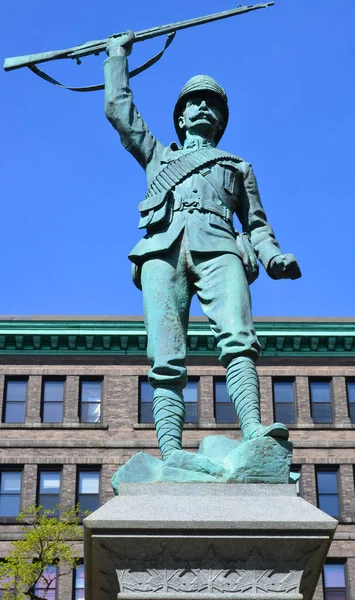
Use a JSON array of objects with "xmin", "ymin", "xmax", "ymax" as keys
[
  {"xmin": 268, "ymin": 253, "xmax": 302, "ymax": 280},
  {"xmin": 236, "ymin": 233, "xmax": 259, "ymax": 285},
  {"xmin": 106, "ymin": 30, "xmax": 135, "ymax": 57}
]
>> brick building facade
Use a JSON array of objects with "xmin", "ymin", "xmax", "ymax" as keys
[{"xmin": 0, "ymin": 316, "xmax": 354, "ymax": 600}]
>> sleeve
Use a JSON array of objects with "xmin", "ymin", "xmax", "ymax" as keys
[
  {"xmin": 237, "ymin": 161, "xmax": 282, "ymax": 271},
  {"xmin": 104, "ymin": 55, "xmax": 163, "ymax": 169}
]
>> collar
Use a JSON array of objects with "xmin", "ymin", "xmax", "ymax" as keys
[{"xmin": 183, "ymin": 137, "xmax": 216, "ymax": 150}]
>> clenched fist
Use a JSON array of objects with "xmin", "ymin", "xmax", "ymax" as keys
[{"xmin": 268, "ymin": 253, "xmax": 301, "ymax": 280}]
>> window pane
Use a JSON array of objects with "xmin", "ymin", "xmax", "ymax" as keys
[
  {"xmin": 4, "ymin": 402, "xmax": 25, "ymax": 423},
  {"xmin": 6, "ymin": 381, "xmax": 27, "ymax": 402},
  {"xmin": 140, "ymin": 381, "xmax": 153, "ymax": 403},
  {"xmin": 76, "ymin": 565, "xmax": 85, "ymax": 588},
  {"xmin": 81, "ymin": 403, "xmax": 100, "ymax": 423},
  {"xmin": 274, "ymin": 381, "xmax": 294, "ymax": 403},
  {"xmin": 0, "ymin": 495, "xmax": 20, "ymax": 517},
  {"xmin": 324, "ymin": 564, "xmax": 346, "ymax": 588},
  {"xmin": 214, "ymin": 380, "xmax": 229, "ymax": 404},
  {"xmin": 319, "ymin": 494, "xmax": 340, "ymax": 517},
  {"xmin": 78, "ymin": 494, "xmax": 99, "ymax": 513},
  {"xmin": 44, "ymin": 381, "xmax": 64, "ymax": 402},
  {"xmin": 81, "ymin": 381, "xmax": 101, "ymax": 403},
  {"xmin": 39, "ymin": 495, "xmax": 59, "ymax": 514},
  {"xmin": 317, "ymin": 471, "xmax": 337, "ymax": 493},
  {"xmin": 185, "ymin": 403, "xmax": 198, "ymax": 424},
  {"xmin": 312, "ymin": 403, "xmax": 332, "ymax": 423},
  {"xmin": 79, "ymin": 472, "xmax": 99, "ymax": 494},
  {"xmin": 349, "ymin": 404, "xmax": 355, "ymax": 424},
  {"xmin": 43, "ymin": 403, "xmax": 63, "ymax": 423},
  {"xmin": 185, "ymin": 381, "xmax": 198, "ymax": 403},
  {"xmin": 140, "ymin": 403, "xmax": 154, "ymax": 423},
  {"xmin": 1, "ymin": 472, "xmax": 21, "ymax": 493},
  {"xmin": 274, "ymin": 403, "xmax": 295, "ymax": 424},
  {"xmin": 216, "ymin": 403, "xmax": 236, "ymax": 424},
  {"xmin": 310, "ymin": 381, "xmax": 331, "ymax": 403},
  {"xmin": 325, "ymin": 593, "xmax": 347, "ymax": 600},
  {"xmin": 347, "ymin": 381, "xmax": 355, "ymax": 403},
  {"xmin": 40, "ymin": 472, "xmax": 60, "ymax": 493}
]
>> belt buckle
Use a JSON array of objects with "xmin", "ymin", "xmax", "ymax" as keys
[{"xmin": 182, "ymin": 199, "xmax": 199, "ymax": 213}]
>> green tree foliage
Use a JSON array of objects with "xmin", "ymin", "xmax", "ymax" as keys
[{"xmin": 0, "ymin": 505, "xmax": 83, "ymax": 600}]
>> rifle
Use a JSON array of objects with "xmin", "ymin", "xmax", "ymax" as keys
[{"xmin": 3, "ymin": 2, "xmax": 274, "ymax": 91}]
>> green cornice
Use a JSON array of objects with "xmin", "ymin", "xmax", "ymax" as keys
[{"xmin": 0, "ymin": 318, "xmax": 354, "ymax": 357}]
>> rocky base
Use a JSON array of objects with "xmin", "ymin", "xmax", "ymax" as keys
[{"xmin": 111, "ymin": 434, "xmax": 294, "ymax": 494}]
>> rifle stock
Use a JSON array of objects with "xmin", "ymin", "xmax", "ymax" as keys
[{"xmin": 4, "ymin": 2, "xmax": 274, "ymax": 73}]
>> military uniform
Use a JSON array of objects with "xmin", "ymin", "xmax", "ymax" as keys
[{"xmin": 104, "ymin": 55, "xmax": 290, "ymax": 458}]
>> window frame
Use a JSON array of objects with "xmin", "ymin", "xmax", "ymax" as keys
[
  {"xmin": 309, "ymin": 379, "xmax": 333, "ymax": 424},
  {"xmin": 315, "ymin": 467, "xmax": 341, "ymax": 519},
  {"xmin": 0, "ymin": 468, "xmax": 23, "ymax": 521},
  {"xmin": 37, "ymin": 469, "xmax": 62, "ymax": 517},
  {"xmin": 76, "ymin": 468, "xmax": 101, "ymax": 516},
  {"xmin": 3, "ymin": 377, "xmax": 28, "ymax": 424},
  {"xmin": 41, "ymin": 378, "xmax": 65, "ymax": 424},
  {"xmin": 79, "ymin": 378, "xmax": 102, "ymax": 424},
  {"xmin": 272, "ymin": 378, "xmax": 296, "ymax": 424},
  {"xmin": 323, "ymin": 560, "xmax": 348, "ymax": 600}
]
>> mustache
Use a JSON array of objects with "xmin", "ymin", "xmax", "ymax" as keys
[{"xmin": 189, "ymin": 110, "xmax": 218, "ymax": 123}]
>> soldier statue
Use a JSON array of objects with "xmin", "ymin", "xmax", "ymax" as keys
[{"xmin": 104, "ymin": 31, "xmax": 301, "ymax": 461}]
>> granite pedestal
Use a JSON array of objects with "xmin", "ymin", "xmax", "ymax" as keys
[{"xmin": 84, "ymin": 484, "xmax": 337, "ymax": 600}]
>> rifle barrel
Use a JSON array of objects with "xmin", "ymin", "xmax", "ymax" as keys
[{"xmin": 3, "ymin": 2, "xmax": 274, "ymax": 72}]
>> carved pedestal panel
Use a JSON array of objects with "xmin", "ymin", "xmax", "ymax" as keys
[{"xmin": 84, "ymin": 484, "xmax": 337, "ymax": 600}]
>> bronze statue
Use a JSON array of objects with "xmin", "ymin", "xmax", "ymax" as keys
[{"xmin": 104, "ymin": 31, "xmax": 301, "ymax": 460}]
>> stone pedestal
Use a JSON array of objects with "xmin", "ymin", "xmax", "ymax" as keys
[{"xmin": 84, "ymin": 484, "xmax": 337, "ymax": 600}]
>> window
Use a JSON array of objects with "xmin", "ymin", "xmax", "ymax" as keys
[
  {"xmin": 80, "ymin": 379, "xmax": 101, "ymax": 423},
  {"xmin": 0, "ymin": 470, "xmax": 22, "ymax": 517},
  {"xmin": 34, "ymin": 566, "xmax": 57, "ymax": 600},
  {"xmin": 139, "ymin": 380, "xmax": 154, "ymax": 423},
  {"xmin": 73, "ymin": 564, "xmax": 84, "ymax": 600},
  {"xmin": 316, "ymin": 469, "xmax": 340, "ymax": 518},
  {"xmin": 346, "ymin": 380, "xmax": 355, "ymax": 423},
  {"xmin": 42, "ymin": 380, "xmax": 64, "ymax": 423},
  {"xmin": 184, "ymin": 381, "xmax": 198, "ymax": 423},
  {"xmin": 323, "ymin": 562, "xmax": 347, "ymax": 599},
  {"xmin": 273, "ymin": 380, "xmax": 296, "ymax": 423},
  {"xmin": 38, "ymin": 471, "xmax": 61, "ymax": 516},
  {"xmin": 139, "ymin": 379, "xmax": 198, "ymax": 424},
  {"xmin": 3, "ymin": 379, "xmax": 27, "ymax": 423},
  {"xmin": 214, "ymin": 379, "xmax": 235, "ymax": 423},
  {"xmin": 77, "ymin": 470, "xmax": 100, "ymax": 514},
  {"xmin": 310, "ymin": 380, "xmax": 332, "ymax": 423}
]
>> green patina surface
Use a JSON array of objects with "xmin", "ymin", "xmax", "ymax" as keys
[{"xmin": 0, "ymin": 318, "xmax": 353, "ymax": 357}]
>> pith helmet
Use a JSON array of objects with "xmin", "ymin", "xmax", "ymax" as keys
[{"xmin": 173, "ymin": 75, "xmax": 229, "ymax": 145}]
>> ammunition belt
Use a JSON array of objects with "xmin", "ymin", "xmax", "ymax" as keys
[{"xmin": 142, "ymin": 147, "xmax": 242, "ymax": 203}]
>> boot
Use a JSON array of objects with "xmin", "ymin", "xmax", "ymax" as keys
[
  {"xmin": 226, "ymin": 356, "xmax": 289, "ymax": 441},
  {"xmin": 152, "ymin": 387, "xmax": 185, "ymax": 460}
]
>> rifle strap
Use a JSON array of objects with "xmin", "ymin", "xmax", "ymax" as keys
[{"xmin": 27, "ymin": 32, "xmax": 176, "ymax": 92}]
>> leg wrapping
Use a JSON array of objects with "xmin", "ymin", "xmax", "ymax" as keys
[
  {"xmin": 226, "ymin": 356, "xmax": 260, "ymax": 434},
  {"xmin": 152, "ymin": 388, "xmax": 185, "ymax": 461}
]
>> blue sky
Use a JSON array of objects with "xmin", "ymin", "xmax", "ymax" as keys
[{"xmin": 1, "ymin": 0, "xmax": 354, "ymax": 317}]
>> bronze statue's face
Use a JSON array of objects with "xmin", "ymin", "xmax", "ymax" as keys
[{"xmin": 178, "ymin": 95, "xmax": 225, "ymax": 141}]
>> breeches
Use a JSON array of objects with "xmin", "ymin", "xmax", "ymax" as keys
[{"xmin": 141, "ymin": 234, "xmax": 260, "ymax": 390}]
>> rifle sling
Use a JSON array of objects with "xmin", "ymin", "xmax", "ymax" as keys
[{"xmin": 28, "ymin": 32, "xmax": 176, "ymax": 92}]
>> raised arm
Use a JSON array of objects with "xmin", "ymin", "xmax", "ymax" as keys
[
  {"xmin": 104, "ymin": 32, "xmax": 163, "ymax": 169},
  {"xmin": 238, "ymin": 161, "xmax": 301, "ymax": 280}
]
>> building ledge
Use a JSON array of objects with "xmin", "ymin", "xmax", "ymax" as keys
[{"xmin": 0, "ymin": 423, "xmax": 109, "ymax": 430}]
